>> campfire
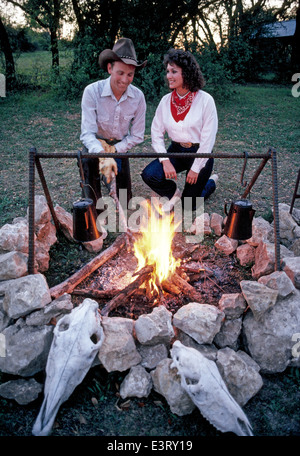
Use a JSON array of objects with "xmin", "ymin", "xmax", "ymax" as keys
[
  {"xmin": 48, "ymin": 199, "xmax": 250, "ymax": 320},
  {"xmin": 131, "ymin": 200, "xmax": 181, "ymax": 300}
]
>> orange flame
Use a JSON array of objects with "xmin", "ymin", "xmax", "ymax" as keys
[{"xmin": 132, "ymin": 199, "xmax": 181, "ymax": 295}]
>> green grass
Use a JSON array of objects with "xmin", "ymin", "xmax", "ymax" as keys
[
  {"xmin": 0, "ymin": 49, "xmax": 74, "ymax": 89},
  {"xmin": 1, "ymin": 52, "xmax": 300, "ymax": 229}
]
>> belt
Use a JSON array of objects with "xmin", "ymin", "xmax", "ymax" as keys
[
  {"xmin": 172, "ymin": 141, "xmax": 199, "ymax": 149},
  {"xmin": 106, "ymin": 138, "xmax": 119, "ymax": 146},
  {"xmin": 96, "ymin": 136, "xmax": 119, "ymax": 146}
]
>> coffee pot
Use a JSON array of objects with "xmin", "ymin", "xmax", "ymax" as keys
[
  {"xmin": 223, "ymin": 198, "xmax": 255, "ymax": 240},
  {"xmin": 73, "ymin": 150, "xmax": 101, "ymax": 243},
  {"xmin": 73, "ymin": 198, "xmax": 101, "ymax": 243}
]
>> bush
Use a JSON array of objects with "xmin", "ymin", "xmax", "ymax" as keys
[
  {"xmin": 52, "ymin": 31, "xmax": 109, "ymax": 99},
  {"xmin": 134, "ymin": 52, "xmax": 168, "ymax": 102},
  {"xmin": 223, "ymin": 38, "xmax": 253, "ymax": 83},
  {"xmin": 196, "ymin": 44, "xmax": 234, "ymax": 101}
]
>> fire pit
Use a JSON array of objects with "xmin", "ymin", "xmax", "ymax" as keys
[
  {"xmin": 72, "ymin": 233, "xmax": 251, "ymax": 320},
  {"xmin": 51, "ymin": 197, "xmax": 252, "ymax": 320},
  {"xmin": 1, "ymin": 147, "xmax": 299, "ymax": 437},
  {"xmin": 1, "ymin": 193, "xmax": 299, "ymax": 437}
]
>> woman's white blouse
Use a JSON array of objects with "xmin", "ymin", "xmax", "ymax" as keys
[{"xmin": 151, "ymin": 90, "xmax": 218, "ymax": 174}]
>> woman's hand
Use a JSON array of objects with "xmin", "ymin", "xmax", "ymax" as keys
[
  {"xmin": 186, "ymin": 169, "xmax": 199, "ymax": 185},
  {"xmin": 162, "ymin": 160, "xmax": 177, "ymax": 180}
]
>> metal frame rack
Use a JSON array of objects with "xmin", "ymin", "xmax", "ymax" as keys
[{"xmin": 28, "ymin": 147, "xmax": 281, "ymax": 275}]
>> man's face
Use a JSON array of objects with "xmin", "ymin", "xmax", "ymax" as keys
[{"xmin": 108, "ymin": 61, "xmax": 136, "ymax": 99}]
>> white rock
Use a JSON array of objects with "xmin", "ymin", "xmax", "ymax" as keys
[
  {"xmin": 119, "ymin": 365, "xmax": 152, "ymax": 399},
  {"xmin": 26, "ymin": 293, "xmax": 73, "ymax": 326},
  {"xmin": 236, "ymin": 243, "xmax": 255, "ymax": 266},
  {"xmin": 83, "ymin": 236, "xmax": 103, "ymax": 253},
  {"xmin": 214, "ymin": 318, "xmax": 242, "ymax": 349},
  {"xmin": 258, "ymin": 270, "xmax": 296, "ymax": 299},
  {"xmin": 218, "ymin": 293, "xmax": 247, "ymax": 319},
  {"xmin": 173, "ymin": 302, "xmax": 224, "ymax": 344},
  {"xmin": 216, "ymin": 347, "xmax": 263, "ymax": 406},
  {"xmin": 0, "ymin": 319, "xmax": 54, "ymax": 376},
  {"xmin": 282, "ymin": 256, "xmax": 300, "ymax": 289},
  {"xmin": 28, "ymin": 194, "xmax": 51, "ymax": 226},
  {"xmin": 243, "ymin": 289, "xmax": 300, "ymax": 373},
  {"xmin": 151, "ymin": 358, "xmax": 195, "ymax": 416},
  {"xmin": 0, "ymin": 251, "xmax": 28, "ymax": 281},
  {"xmin": 2, "ymin": 273, "xmax": 51, "ymax": 319},
  {"xmin": 135, "ymin": 306, "xmax": 174, "ymax": 346},
  {"xmin": 215, "ymin": 235, "xmax": 238, "ymax": 255},
  {"xmin": 240, "ymin": 280, "xmax": 278, "ymax": 321},
  {"xmin": 98, "ymin": 317, "xmax": 141, "ymax": 372},
  {"xmin": 54, "ymin": 204, "xmax": 73, "ymax": 241},
  {"xmin": 0, "ymin": 378, "xmax": 43, "ymax": 405},
  {"xmin": 137, "ymin": 343, "xmax": 169, "ymax": 369},
  {"xmin": 251, "ymin": 241, "xmax": 293, "ymax": 279},
  {"xmin": 0, "ymin": 219, "xmax": 30, "ymax": 254},
  {"xmin": 246, "ymin": 216, "xmax": 273, "ymax": 247},
  {"xmin": 210, "ymin": 213, "xmax": 223, "ymax": 236}
]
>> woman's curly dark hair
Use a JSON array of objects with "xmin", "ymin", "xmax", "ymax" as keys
[{"xmin": 163, "ymin": 49, "xmax": 205, "ymax": 92}]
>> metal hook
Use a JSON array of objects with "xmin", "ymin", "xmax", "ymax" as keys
[{"xmin": 240, "ymin": 151, "xmax": 248, "ymax": 188}]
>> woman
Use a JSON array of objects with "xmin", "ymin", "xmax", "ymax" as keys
[{"xmin": 142, "ymin": 48, "xmax": 218, "ymax": 212}]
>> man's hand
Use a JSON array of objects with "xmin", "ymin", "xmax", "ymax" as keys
[
  {"xmin": 98, "ymin": 139, "xmax": 116, "ymax": 154},
  {"xmin": 99, "ymin": 157, "xmax": 118, "ymax": 183},
  {"xmin": 162, "ymin": 159, "xmax": 177, "ymax": 180},
  {"xmin": 186, "ymin": 169, "xmax": 199, "ymax": 185}
]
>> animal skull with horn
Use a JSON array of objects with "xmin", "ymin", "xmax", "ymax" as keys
[
  {"xmin": 170, "ymin": 340, "xmax": 253, "ymax": 436},
  {"xmin": 32, "ymin": 299, "xmax": 104, "ymax": 436}
]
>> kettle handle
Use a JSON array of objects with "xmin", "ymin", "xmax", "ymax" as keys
[{"xmin": 224, "ymin": 202, "xmax": 229, "ymax": 216}]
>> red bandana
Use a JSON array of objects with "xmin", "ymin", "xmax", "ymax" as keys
[{"xmin": 171, "ymin": 90, "xmax": 196, "ymax": 122}]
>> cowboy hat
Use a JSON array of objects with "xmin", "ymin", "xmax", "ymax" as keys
[{"xmin": 99, "ymin": 37, "xmax": 147, "ymax": 70}]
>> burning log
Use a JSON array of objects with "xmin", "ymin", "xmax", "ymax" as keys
[
  {"xmin": 100, "ymin": 264, "xmax": 154, "ymax": 317},
  {"xmin": 50, "ymin": 233, "xmax": 127, "ymax": 299},
  {"xmin": 170, "ymin": 272, "xmax": 204, "ymax": 303},
  {"xmin": 161, "ymin": 278, "xmax": 181, "ymax": 295}
]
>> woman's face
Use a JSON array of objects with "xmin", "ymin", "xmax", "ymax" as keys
[{"xmin": 166, "ymin": 62, "xmax": 185, "ymax": 92}]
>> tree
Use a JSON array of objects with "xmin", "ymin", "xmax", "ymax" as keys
[
  {"xmin": 0, "ymin": 14, "xmax": 17, "ymax": 90},
  {"xmin": 5, "ymin": 0, "xmax": 69, "ymax": 74}
]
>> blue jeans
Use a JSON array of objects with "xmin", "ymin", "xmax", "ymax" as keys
[{"xmin": 141, "ymin": 142, "xmax": 215, "ymax": 210}]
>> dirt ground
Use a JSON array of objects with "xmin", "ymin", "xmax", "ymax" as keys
[
  {"xmin": 0, "ymin": 234, "xmax": 299, "ymax": 439},
  {"xmin": 0, "ymin": 363, "xmax": 299, "ymax": 438}
]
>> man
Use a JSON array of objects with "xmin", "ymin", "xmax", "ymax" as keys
[{"xmin": 80, "ymin": 37, "xmax": 147, "ymax": 207}]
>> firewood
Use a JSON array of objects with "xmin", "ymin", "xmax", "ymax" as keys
[
  {"xmin": 161, "ymin": 278, "xmax": 181, "ymax": 295},
  {"xmin": 154, "ymin": 276, "xmax": 164, "ymax": 303},
  {"xmin": 71, "ymin": 288, "xmax": 120, "ymax": 300},
  {"xmin": 170, "ymin": 272, "xmax": 203, "ymax": 302},
  {"xmin": 100, "ymin": 264, "xmax": 154, "ymax": 316},
  {"xmin": 180, "ymin": 264, "xmax": 205, "ymax": 274},
  {"xmin": 50, "ymin": 233, "xmax": 127, "ymax": 299}
]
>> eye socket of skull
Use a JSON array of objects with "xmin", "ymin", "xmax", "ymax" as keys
[
  {"xmin": 90, "ymin": 333, "xmax": 99, "ymax": 344},
  {"xmin": 58, "ymin": 322, "xmax": 70, "ymax": 332}
]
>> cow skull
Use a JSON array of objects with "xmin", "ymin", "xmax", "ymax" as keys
[
  {"xmin": 170, "ymin": 340, "xmax": 253, "ymax": 436},
  {"xmin": 32, "ymin": 299, "xmax": 104, "ymax": 436}
]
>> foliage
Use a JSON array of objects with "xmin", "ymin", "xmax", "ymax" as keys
[
  {"xmin": 1, "ymin": 0, "xmax": 298, "ymax": 96},
  {"xmin": 133, "ymin": 52, "xmax": 168, "ymax": 102},
  {"xmin": 196, "ymin": 43, "xmax": 234, "ymax": 101}
]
